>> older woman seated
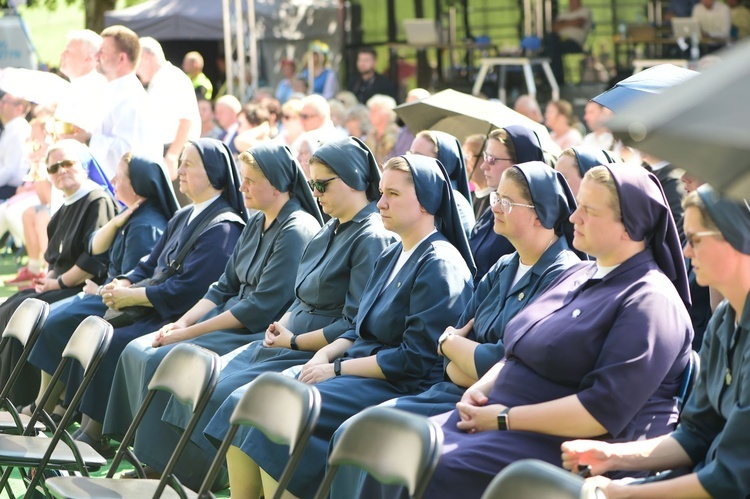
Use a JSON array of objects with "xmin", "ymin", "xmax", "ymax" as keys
[
  {"xmin": 563, "ymin": 185, "xmax": 750, "ymax": 499},
  {"xmin": 66, "ymin": 138, "xmax": 248, "ymax": 450},
  {"xmin": 101, "ymin": 142, "xmax": 323, "ymax": 481},
  {"xmin": 419, "ymin": 164, "xmax": 693, "ymax": 498},
  {"xmin": 26, "ymin": 153, "xmax": 178, "ymax": 419},
  {"xmin": 0, "ymin": 139, "xmax": 117, "ymax": 406}
]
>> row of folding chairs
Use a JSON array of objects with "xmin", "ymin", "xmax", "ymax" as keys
[
  {"xmin": 0, "ymin": 298, "xmax": 700, "ymax": 499},
  {"xmin": 0, "ymin": 298, "xmax": 444, "ymax": 499}
]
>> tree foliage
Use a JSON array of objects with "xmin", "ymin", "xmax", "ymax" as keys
[{"xmin": 4, "ymin": 0, "xmax": 147, "ymax": 32}]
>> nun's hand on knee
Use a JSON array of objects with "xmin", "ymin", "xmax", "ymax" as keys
[
  {"xmin": 263, "ymin": 322, "xmax": 293, "ymax": 348},
  {"xmin": 298, "ymin": 362, "xmax": 335, "ymax": 385},
  {"xmin": 152, "ymin": 324, "xmax": 186, "ymax": 347}
]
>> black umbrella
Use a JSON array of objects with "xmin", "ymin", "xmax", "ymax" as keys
[{"xmin": 606, "ymin": 40, "xmax": 750, "ymax": 199}]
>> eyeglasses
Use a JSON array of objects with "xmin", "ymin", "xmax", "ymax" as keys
[
  {"xmin": 299, "ymin": 113, "xmax": 317, "ymax": 120},
  {"xmin": 47, "ymin": 159, "xmax": 77, "ymax": 175},
  {"xmin": 307, "ymin": 176, "xmax": 340, "ymax": 193},
  {"xmin": 490, "ymin": 192, "xmax": 535, "ymax": 214},
  {"xmin": 483, "ymin": 152, "xmax": 513, "ymax": 166},
  {"xmin": 685, "ymin": 230, "xmax": 723, "ymax": 248}
]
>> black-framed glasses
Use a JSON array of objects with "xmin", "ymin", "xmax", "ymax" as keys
[
  {"xmin": 483, "ymin": 151, "xmax": 513, "ymax": 166},
  {"xmin": 307, "ymin": 176, "xmax": 340, "ymax": 193},
  {"xmin": 47, "ymin": 159, "xmax": 77, "ymax": 175},
  {"xmin": 490, "ymin": 192, "xmax": 535, "ymax": 214},
  {"xmin": 685, "ymin": 230, "xmax": 722, "ymax": 248}
]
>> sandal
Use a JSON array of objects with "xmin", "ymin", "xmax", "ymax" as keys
[
  {"xmin": 16, "ymin": 403, "xmax": 36, "ymax": 417},
  {"xmin": 74, "ymin": 431, "xmax": 116, "ymax": 459},
  {"xmin": 120, "ymin": 465, "xmax": 161, "ymax": 480}
]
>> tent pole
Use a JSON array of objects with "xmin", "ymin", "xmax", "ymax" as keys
[
  {"xmin": 246, "ymin": 0, "xmax": 258, "ymax": 98},
  {"xmin": 235, "ymin": 0, "xmax": 247, "ymax": 102},
  {"xmin": 222, "ymin": 0, "xmax": 235, "ymax": 98}
]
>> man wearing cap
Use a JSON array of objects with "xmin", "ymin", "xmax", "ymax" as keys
[{"xmin": 0, "ymin": 92, "xmax": 30, "ymax": 200}]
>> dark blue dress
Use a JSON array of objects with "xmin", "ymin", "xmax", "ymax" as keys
[
  {"xmin": 424, "ymin": 250, "xmax": 693, "ymax": 499},
  {"xmin": 27, "ymin": 200, "xmax": 168, "ymax": 377},
  {"xmin": 100, "ymin": 198, "xmax": 320, "ymax": 484},
  {"xmin": 670, "ymin": 296, "xmax": 750, "ymax": 498},
  {"xmin": 241, "ymin": 232, "xmax": 474, "ymax": 498},
  {"xmin": 65, "ymin": 197, "xmax": 245, "ymax": 423},
  {"xmin": 392, "ymin": 237, "xmax": 580, "ymax": 417},
  {"xmin": 157, "ymin": 202, "xmax": 393, "ymax": 489}
]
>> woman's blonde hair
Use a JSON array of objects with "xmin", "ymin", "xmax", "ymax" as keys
[
  {"xmin": 237, "ymin": 150, "xmax": 264, "ymax": 173},
  {"xmin": 682, "ymin": 190, "xmax": 720, "ymax": 232},
  {"xmin": 583, "ymin": 166, "xmax": 621, "ymax": 220},
  {"xmin": 383, "ymin": 156, "xmax": 414, "ymax": 185},
  {"xmin": 487, "ymin": 129, "xmax": 517, "ymax": 164}
]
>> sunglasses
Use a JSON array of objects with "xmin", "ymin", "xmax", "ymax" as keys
[
  {"xmin": 47, "ymin": 159, "xmax": 77, "ymax": 175},
  {"xmin": 307, "ymin": 176, "xmax": 339, "ymax": 193},
  {"xmin": 483, "ymin": 152, "xmax": 512, "ymax": 166}
]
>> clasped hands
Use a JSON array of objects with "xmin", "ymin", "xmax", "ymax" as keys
[{"xmin": 99, "ymin": 278, "xmax": 134, "ymax": 309}]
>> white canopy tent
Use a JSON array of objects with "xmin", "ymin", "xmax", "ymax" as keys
[{"xmin": 105, "ymin": 0, "xmax": 340, "ymax": 102}]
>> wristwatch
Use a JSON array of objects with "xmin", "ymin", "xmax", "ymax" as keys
[
  {"xmin": 437, "ymin": 331, "xmax": 454, "ymax": 355},
  {"xmin": 497, "ymin": 407, "xmax": 511, "ymax": 431},
  {"xmin": 333, "ymin": 357, "xmax": 342, "ymax": 376}
]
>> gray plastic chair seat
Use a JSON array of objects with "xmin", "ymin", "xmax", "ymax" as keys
[
  {"xmin": 0, "ymin": 412, "xmax": 44, "ymax": 432},
  {"xmin": 0, "ymin": 434, "xmax": 106, "ymax": 468},
  {"xmin": 480, "ymin": 459, "xmax": 604, "ymax": 499},
  {"xmin": 45, "ymin": 476, "xmax": 200, "ymax": 499}
]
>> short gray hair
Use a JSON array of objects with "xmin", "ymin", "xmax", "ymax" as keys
[
  {"xmin": 66, "ymin": 29, "xmax": 102, "ymax": 56},
  {"xmin": 139, "ymin": 36, "xmax": 166, "ymax": 63}
]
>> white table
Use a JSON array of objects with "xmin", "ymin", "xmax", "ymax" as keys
[{"xmin": 471, "ymin": 57, "xmax": 559, "ymax": 104}]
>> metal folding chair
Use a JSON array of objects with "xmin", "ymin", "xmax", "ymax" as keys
[
  {"xmin": 314, "ymin": 406, "xmax": 443, "ymax": 499},
  {"xmin": 45, "ymin": 343, "xmax": 221, "ymax": 499},
  {"xmin": 197, "ymin": 372, "xmax": 321, "ymax": 499},
  {"xmin": 0, "ymin": 298, "xmax": 49, "ymax": 434},
  {"xmin": 480, "ymin": 459, "xmax": 605, "ymax": 499},
  {"xmin": 0, "ymin": 315, "xmax": 113, "ymax": 498}
]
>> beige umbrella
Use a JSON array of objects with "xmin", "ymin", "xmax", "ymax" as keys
[
  {"xmin": 395, "ymin": 89, "xmax": 560, "ymax": 156},
  {"xmin": 0, "ymin": 67, "xmax": 70, "ymax": 107}
]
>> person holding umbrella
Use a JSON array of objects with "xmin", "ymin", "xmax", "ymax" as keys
[{"xmin": 563, "ymin": 185, "xmax": 750, "ymax": 499}]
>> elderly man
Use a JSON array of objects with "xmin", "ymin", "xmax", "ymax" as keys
[
  {"xmin": 365, "ymin": 94, "xmax": 400, "ymax": 166},
  {"xmin": 513, "ymin": 94, "xmax": 544, "ymax": 124},
  {"xmin": 63, "ymin": 25, "xmax": 160, "ymax": 178},
  {"xmin": 214, "ymin": 95, "xmax": 242, "ymax": 155},
  {"xmin": 298, "ymin": 94, "xmax": 346, "ymax": 146},
  {"xmin": 137, "ymin": 37, "xmax": 200, "ymax": 181},
  {"xmin": 0, "ymin": 93, "xmax": 30, "ymax": 200},
  {"xmin": 182, "ymin": 51, "xmax": 213, "ymax": 100},
  {"xmin": 55, "ymin": 29, "xmax": 107, "ymax": 135}
]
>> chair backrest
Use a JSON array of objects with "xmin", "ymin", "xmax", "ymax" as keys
[
  {"xmin": 0, "ymin": 298, "xmax": 49, "ymax": 401},
  {"xmin": 61, "ymin": 316, "xmax": 114, "ymax": 374},
  {"xmin": 314, "ymin": 406, "xmax": 443, "ymax": 499},
  {"xmin": 480, "ymin": 459, "xmax": 604, "ymax": 499},
  {"xmin": 23, "ymin": 315, "xmax": 113, "ymax": 493},
  {"xmin": 197, "ymin": 372, "xmax": 321, "ymax": 499},
  {"xmin": 148, "ymin": 343, "xmax": 220, "ymax": 409},
  {"xmin": 676, "ymin": 349, "xmax": 701, "ymax": 413},
  {"xmin": 107, "ymin": 344, "xmax": 220, "ymax": 498},
  {"xmin": 1, "ymin": 297, "xmax": 48, "ymax": 346}
]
